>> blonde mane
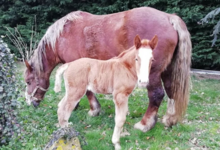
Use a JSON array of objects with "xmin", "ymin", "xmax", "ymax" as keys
[
  {"xmin": 116, "ymin": 46, "xmax": 135, "ymax": 58},
  {"xmin": 31, "ymin": 11, "xmax": 82, "ymax": 74}
]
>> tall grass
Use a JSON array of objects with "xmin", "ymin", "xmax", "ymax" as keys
[{"xmin": 1, "ymin": 63, "xmax": 220, "ymax": 150}]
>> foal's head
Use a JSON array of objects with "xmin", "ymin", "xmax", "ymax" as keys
[{"xmin": 134, "ymin": 35, "xmax": 158, "ymax": 88}]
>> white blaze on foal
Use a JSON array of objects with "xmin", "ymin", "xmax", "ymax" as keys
[{"xmin": 136, "ymin": 47, "xmax": 154, "ymax": 88}]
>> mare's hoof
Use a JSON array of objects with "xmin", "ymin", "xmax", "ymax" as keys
[
  {"xmin": 88, "ymin": 108, "xmax": 101, "ymax": 116},
  {"xmin": 134, "ymin": 122, "xmax": 152, "ymax": 132},
  {"xmin": 162, "ymin": 114, "xmax": 178, "ymax": 127}
]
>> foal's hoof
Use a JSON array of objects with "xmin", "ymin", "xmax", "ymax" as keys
[
  {"xmin": 114, "ymin": 143, "xmax": 121, "ymax": 150},
  {"xmin": 57, "ymin": 122, "xmax": 73, "ymax": 128},
  {"xmin": 88, "ymin": 108, "xmax": 101, "ymax": 116},
  {"xmin": 162, "ymin": 114, "xmax": 178, "ymax": 127}
]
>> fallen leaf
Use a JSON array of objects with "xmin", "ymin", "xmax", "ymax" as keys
[
  {"xmin": 121, "ymin": 130, "xmax": 130, "ymax": 137},
  {"xmin": 191, "ymin": 138, "xmax": 197, "ymax": 144},
  {"xmin": 98, "ymin": 137, "xmax": 104, "ymax": 141},
  {"xmin": 101, "ymin": 131, "xmax": 106, "ymax": 136},
  {"xmin": 135, "ymin": 140, "xmax": 139, "ymax": 146}
]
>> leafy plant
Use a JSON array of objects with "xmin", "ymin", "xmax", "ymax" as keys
[{"xmin": 0, "ymin": 38, "xmax": 21, "ymax": 145}]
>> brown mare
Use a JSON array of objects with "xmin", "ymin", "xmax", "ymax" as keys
[
  {"xmin": 24, "ymin": 7, "xmax": 192, "ymax": 132},
  {"xmin": 54, "ymin": 35, "xmax": 158, "ymax": 149}
]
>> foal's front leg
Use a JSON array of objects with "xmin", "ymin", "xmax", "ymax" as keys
[{"xmin": 112, "ymin": 93, "xmax": 128, "ymax": 150}]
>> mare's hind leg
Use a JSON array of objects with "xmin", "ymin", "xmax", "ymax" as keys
[
  {"xmin": 161, "ymin": 66, "xmax": 178, "ymax": 127},
  {"xmin": 134, "ymin": 72, "xmax": 165, "ymax": 132},
  {"xmin": 112, "ymin": 92, "xmax": 128, "ymax": 150},
  {"xmin": 86, "ymin": 90, "xmax": 101, "ymax": 116},
  {"xmin": 58, "ymin": 88, "xmax": 86, "ymax": 127}
]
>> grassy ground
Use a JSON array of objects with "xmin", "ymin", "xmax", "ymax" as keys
[{"xmin": 1, "ymin": 63, "xmax": 220, "ymax": 150}]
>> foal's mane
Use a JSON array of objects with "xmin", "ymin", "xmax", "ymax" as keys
[
  {"xmin": 116, "ymin": 46, "xmax": 135, "ymax": 58},
  {"xmin": 30, "ymin": 11, "xmax": 82, "ymax": 74},
  {"xmin": 116, "ymin": 39, "xmax": 151, "ymax": 59}
]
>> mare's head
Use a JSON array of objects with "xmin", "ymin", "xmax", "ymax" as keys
[
  {"xmin": 134, "ymin": 35, "xmax": 158, "ymax": 88},
  {"xmin": 24, "ymin": 54, "xmax": 50, "ymax": 107}
]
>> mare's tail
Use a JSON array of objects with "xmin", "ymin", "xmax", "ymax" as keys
[
  {"xmin": 168, "ymin": 14, "xmax": 192, "ymax": 122},
  {"xmin": 54, "ymin": 64, "xmax": 69, "ymax": 93}
]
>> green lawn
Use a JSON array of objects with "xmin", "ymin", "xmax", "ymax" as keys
[{"xmin": 1, "ymin": 63, "xmax": 220, "ymax": 150}]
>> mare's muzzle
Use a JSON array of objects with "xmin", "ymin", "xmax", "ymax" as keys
[
  {"xmin": 32, "ymin": 100, "xmax": 40, "ymax": 108},
  {"xmin": 25, "ymin": 85, "xmax": 48, "ymax": 107}
]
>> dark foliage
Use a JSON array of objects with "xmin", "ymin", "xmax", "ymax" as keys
[{"xmin": 0, "ymin": 0, "xmax": 220, "ymax": 69}]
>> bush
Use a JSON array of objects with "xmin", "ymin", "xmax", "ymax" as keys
[{"xmin": 0, "ymin": 37, "xmax": 21, "ymax": 145}]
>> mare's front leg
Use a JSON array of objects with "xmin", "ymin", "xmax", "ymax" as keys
[
  {"xmin": 112, "ymin": 92, "xmax": 128, "ymax": 150},
  {"xmin": 86, "ymin": 90, "xmax": 101, "ymax": 116},
  {"xmin": 134, "ymin": 72, "xmax": 164, "ymax": 132}
]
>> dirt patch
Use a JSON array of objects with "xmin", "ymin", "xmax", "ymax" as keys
[
  {"xmin": 190, "ymin": 69, "xmax": 220, "ymax": 80},
  {"xmin": 191, "ymin": 73, "xmax": 220, "ymax": 80}
]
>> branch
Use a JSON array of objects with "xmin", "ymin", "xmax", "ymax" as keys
[
  {"xmin": 198, "ymin": 7, "xmax": 220, "ymax": 46},
  {"xmin": 199, "ymin": 7, "xmax": 220, "ymax": 24},
  {"xmin": 211, "ymin": 20, "xmax": 220, "ymax": 46},
  {"xmin": 5, "ymin": 17, "xmax": 39, "ymax": 61}
]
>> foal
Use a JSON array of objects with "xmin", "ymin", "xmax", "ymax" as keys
[{"xmin": 54, "ymin": 35, "xmax": 158, "ymax": 149}]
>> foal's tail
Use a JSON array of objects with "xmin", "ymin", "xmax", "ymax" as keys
[
  {"xmin": 169, "ymin": 15, "xmax": 192, "ymax": 122},
  {"xmin": 54, "ymin": 64, "xmax": 69, "ymax": 93}
]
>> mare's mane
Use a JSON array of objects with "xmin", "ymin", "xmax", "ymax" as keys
[{"xmin": 30, "ymin": 11, "xmax": 82, "ymax": 74}]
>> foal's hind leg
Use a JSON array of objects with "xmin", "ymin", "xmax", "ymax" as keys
[
  {"xmin": 112, "ymin": 93, "xmax": 128, "ymax": 150},
  {"xmin": 134, "ymin": 72, "xmax": 165, "ymax": 132},
  {"xmin": 86, "ymin": 90, "xmax": 101, "ymax": 116},
  {"xmin": 58, "ymin": 88, "xmax": 86, "ymax": 127},
  {"xmin": 161, "ymin": 67, "xmax": 178, "ymax": 127}
]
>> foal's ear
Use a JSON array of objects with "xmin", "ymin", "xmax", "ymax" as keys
[
  {"xmin": 25, "ymin": 60, "xmax": 33, "ymax": 72},
  {"xmin": 149, "ymin": 35, "xmax": 158, "ymax": 50},
  {"xmin": 134, "ymin": 35, "xmax": 142, "ymax": 50}
]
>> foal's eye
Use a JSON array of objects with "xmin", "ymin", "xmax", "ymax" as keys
[
  {"xmin": 27, "ymin": 82, "xmax": 31, "ymax": 85},
  {"xmin": 135, "ymin": 58, "xmax": 138, "ymax": 61}
]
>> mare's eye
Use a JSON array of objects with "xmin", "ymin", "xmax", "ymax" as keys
[
  {"xmin": 135, "ymin": 58, "xmax": 138, "ymax": 61},
  {"xmin": 27, "ymin": 82, "xmax": 31, "ymax": 85}
]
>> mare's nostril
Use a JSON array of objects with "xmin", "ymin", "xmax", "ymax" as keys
[
  {"xmin": 139, "ymin": 80, "xmax": 141, "ymax": 83},
  {"xmin": 32, "ymin": 101, "xmax": 40, "ymax": 108}
]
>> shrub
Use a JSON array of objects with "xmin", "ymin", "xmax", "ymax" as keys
[{"xmin": 0, "ymin": 37, "xmax": 21, "ymax": 145}]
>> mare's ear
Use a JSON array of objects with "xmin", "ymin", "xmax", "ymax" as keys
[
  {"xmin": 25, "ymin": 60, "xmax": 32, "ymax": 72},
  {"xmin": 149, "ymin": 35, "xmax": 158, "ymax": 50},
  {"xmin": 134, "ymin": 35, "xmax": 142, "ymax": 50}
]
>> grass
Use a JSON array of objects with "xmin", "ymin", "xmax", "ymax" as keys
[{"xmin": 1, "ymin": 63, "xmax": 220, "ymax": 150}]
